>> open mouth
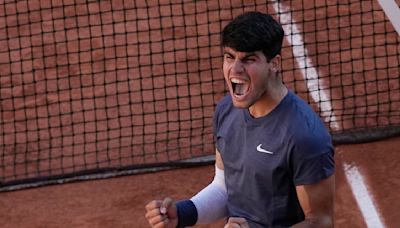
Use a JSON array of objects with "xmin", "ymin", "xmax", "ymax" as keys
[{"xmin": 231, "ymin": 78, "xmax": 249, "ymax": 96}]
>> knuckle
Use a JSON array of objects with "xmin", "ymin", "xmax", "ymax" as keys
[
  {"xmin": 145, "ymin": 212, "xmax": 151, "ymax": 220},
  {"xmin": 145, "ymin": 201, "xmax": 154, "ymax": 210}
]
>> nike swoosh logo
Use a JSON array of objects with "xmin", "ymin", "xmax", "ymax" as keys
[{"xmin": 256, "ymin": 144, "xmax": 274, "ymax": 154}]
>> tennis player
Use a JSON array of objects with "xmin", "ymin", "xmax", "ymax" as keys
[{"xmin": 145, "ymin": 11, "xmax": 334, "ymax": 228}]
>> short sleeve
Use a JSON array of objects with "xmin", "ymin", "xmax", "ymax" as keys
[
  {"xmin": 290, "ymin": 134, "xmax": 335, "ymax": 185},
  {"xmin": 292, "ymin": 151, "xmax": 334, "ymax": 185},
  {"xmin": 213, "ymin": 95, "xmax": 231, "ymax": 138}
]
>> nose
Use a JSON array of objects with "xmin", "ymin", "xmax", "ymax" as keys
[{"xmin": 231, "ymin": 59, "xmax": 244, "ymax": 74}]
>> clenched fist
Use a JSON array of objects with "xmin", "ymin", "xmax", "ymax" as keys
[
  {"xmin": 145, "ymin": 197, "xmax": 178, "ymax": 228},
  {"xmin": 224, "ymin": 217, "xmax": 250, "ymax": 228}
]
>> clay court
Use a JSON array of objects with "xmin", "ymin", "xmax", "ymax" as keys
[
  {"xmin": 1, "ymin": 136, "xmax": 400, "ymax": 227},
  {"xmin": 1, "ymin": 0, "xmax": 399, "ymax": 227}
]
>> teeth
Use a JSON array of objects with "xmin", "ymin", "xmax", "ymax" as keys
[
  {"xmin": 231, "ymin": 78, "xmax": 249, "ymax": 96},
  {"xmin": 231, "ymin": 78, "xmax": 245, "ymax": 84}
]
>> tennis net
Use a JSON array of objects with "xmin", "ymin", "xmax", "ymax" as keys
[{"xmin": 1, "ymin": 0, "xmax": 399, "ymax": 190}]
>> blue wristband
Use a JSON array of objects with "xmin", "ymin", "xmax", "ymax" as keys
[{"xmin": 175, "ymin": 200, "xmax": 198, "ymax": 227}]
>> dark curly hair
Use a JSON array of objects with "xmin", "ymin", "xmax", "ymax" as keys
[{"xmin": 221, "ymin": 12, "xmax": 284, "ymax": 62}]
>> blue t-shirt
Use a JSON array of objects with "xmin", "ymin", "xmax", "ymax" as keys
[{"xmin": 213, "ymin": 91, "xmax": 334, "ymax": 227}]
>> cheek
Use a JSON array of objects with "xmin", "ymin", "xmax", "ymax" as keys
[
  {"xmin": 247, "ymin": 69, "xmax": 259, "ymax": 81},
  {"xmin": 249, "ymin": 69, "xmax": 267, "ymax": 87},
  {"xmin": 254, "ymin": 65, "xmax": 270, "ymax": 78},
  {"xmin": 222, "ymin": 62, "xmax": 228, "ymax": 72},
  {"xmin": 222, "ymin": 63, "xmax": 230, "ymax": 79}
]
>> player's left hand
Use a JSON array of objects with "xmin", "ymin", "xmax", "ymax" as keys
[{"xmin": 224, "ymin": 217, "xmax": 250, "ymax": 228}]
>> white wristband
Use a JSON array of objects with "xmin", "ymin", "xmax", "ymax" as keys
[{"xmin": 190, "ymin": 165, "xmax": 228, "ymax": 224}]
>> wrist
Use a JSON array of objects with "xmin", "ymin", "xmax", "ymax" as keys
[{"xmin": 175, "ymin": 200, "xmax": 198, "ymax": 227}]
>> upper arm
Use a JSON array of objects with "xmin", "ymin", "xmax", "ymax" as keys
[
  {"xmin": 215, "ymin": 148, "xmax": 224, "ymax": 170},
  {"xmin": 293, "ymin": 174, "xmax": 335, "ymax": 227}
]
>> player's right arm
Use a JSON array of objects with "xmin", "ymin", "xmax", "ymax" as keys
[
  {"xmin": 215, "ymin": 148, "xmax": 224, "ymax": 170},
  {"xmin": 190, "ymin": 149, "xmax": 227, "ymax": 224},
  {"xmin": 144, "ymin": 149, "xmax": 227, "ymax": 227}
]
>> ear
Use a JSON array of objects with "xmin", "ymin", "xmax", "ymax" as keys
[{"xmin": 270, "ymin": 55, "xmax": 281, "ymax": 72}]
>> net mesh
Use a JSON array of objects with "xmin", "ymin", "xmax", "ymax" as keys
[{"xmin": 1, "ymin": 0, "xmax": 399, "ymax": 189}]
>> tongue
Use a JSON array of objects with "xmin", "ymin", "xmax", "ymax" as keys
[{"xmin": 234, "ymin": 83, "xmax": 247, "ymax": 95}]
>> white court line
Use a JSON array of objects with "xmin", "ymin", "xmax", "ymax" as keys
[
  {"xmin": 343, "ymin": 163, "xmax": 385, "ymax": 228},
  {"xmin": 272, "ymin": 2, "xmax": 339, "ymax": 131},
  {"xmin": 378, "ymin": 0, "xmax": 400, "ymax": 35}
]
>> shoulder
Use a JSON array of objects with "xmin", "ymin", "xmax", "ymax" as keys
[
  {"xmin": 213, "ymin": 94, "xmax": 239, "ymax": 135},
  {"xmin": 286, "ymin": 92, "xmax": 328, "ymax": 134},
  {"xmin": 215, "ymin": 94, "xmax": 233, "ymax": 114},
  {"xmin": 214, "ymin": 94, "xmax": 234, "ymax": 122},
  {"xmin": 284, "ymin": 92, "xmax": 333, "ymax": 156}
]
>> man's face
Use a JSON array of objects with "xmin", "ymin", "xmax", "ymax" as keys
[{"xmin": 223, "ymin": 47, "xmax": 278, "ymax": 109}]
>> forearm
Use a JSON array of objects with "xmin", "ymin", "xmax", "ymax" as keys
[
  {"xmin": 190, "ymin": 165, "xmax": 228, "ymax": 224},
  {"xmin": 175, "ymin": 165, "xmax": 227, "ymax": 227},
  {"xmin": 294, "ymin": 175, "xmax": 335, "ymax": 228}
]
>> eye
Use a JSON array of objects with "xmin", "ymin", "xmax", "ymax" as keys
[
  {"xmin": 224, "ymin": 54, "xmax": 233, "ymax": 60},
  {"xmin": 223, "ymin": 54, "xmax": 234, "ymax": 63},
  {"xmin": 244, "ymin": 57, "xmax": 256, "ymax": 63}
]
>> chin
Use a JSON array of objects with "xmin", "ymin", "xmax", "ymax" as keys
[
  {"xmin": 229, "ymin": 90, "xmax": 253, "ymax": 109},
  {"xmin": 231, "ymin": 98, "xmax": 250, "ymax": 109}
]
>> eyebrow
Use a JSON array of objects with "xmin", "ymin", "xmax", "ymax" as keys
[
  {"xmin": 242, "ymin": 53, "xmax": 258, "ymax": 59},
  {"xmin": 223, "ymin": 50, "xmax": 258, "ymax": 59}
]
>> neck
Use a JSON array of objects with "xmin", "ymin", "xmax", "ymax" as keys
[{"xmin": 248, "ymin": 85, "xmax": 288, "ymax": 118}]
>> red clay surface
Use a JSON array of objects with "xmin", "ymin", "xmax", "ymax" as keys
[{"xmin": 0, "ymin": 135, "xmax": 399, "ymax": 228}]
